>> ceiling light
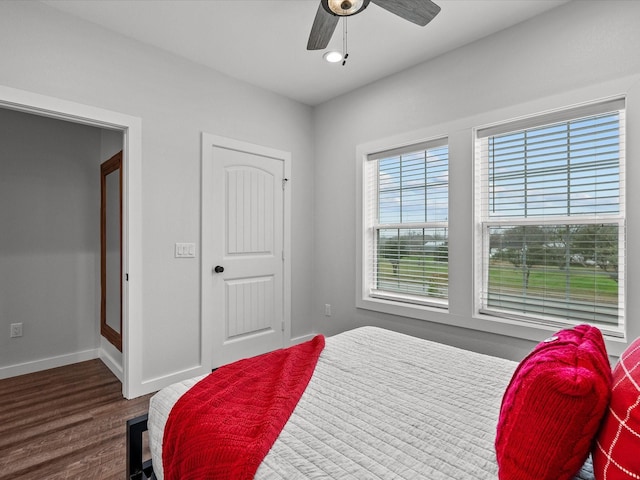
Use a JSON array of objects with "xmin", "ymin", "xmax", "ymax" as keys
[
  {"xmin": 323, "ymin": 51, "xmax": 343, "ymax": 63},
  {"xmin": 323, "ymin": 0, "xmax": 369, "ymax": 16}
]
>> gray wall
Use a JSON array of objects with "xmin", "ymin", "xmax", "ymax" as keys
[
  {"xmin": 311, "ymin": 0, "xmax": 640, "ymax": 360},
  {"xmin": 1, "ymin": 0, "xmax": 639, "ymax": 389},
  {"xmin": 0, "ymin": 1, "xmax": 314, "ymax": 388},
  {"xmin": 0, "ymin": 109, "xmax": 103, "ymax": 368}
]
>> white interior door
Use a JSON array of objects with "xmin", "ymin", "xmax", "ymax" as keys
[{"xmin": 202, "ymin": 134, "xmax": 290, "ymax": 368}]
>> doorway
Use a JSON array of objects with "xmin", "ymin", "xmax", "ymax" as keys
[{"xmin": 0, "ymin": 84, "xmax": 143, "ymax": 398}]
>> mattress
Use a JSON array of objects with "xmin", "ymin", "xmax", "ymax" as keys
[{"xmin": 148, "ymin": 326, "xmax": 595, "ymax": 479}]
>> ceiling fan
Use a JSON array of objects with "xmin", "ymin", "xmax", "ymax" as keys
[{"xmin": 307, "ymin": 0, "xmax": 441, "ymax": 50}]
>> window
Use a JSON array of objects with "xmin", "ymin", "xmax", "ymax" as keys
[
  {"xmin": 363, "ymin": 138, "xmax": 449, "ymax": 307},
  {"xmin": 476, "ymin": 98, "xmax": 625, "ymax": 334}
]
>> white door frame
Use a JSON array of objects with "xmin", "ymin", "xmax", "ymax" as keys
[
  {"xmin": 201, "ymin": 133, "xmax": 292, "ymax": 369},
  {"xmin": 0, "ymin": 85, "xmax": 143, "ymax": 399}
]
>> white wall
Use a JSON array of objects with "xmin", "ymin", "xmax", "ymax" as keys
[
  {"xmin": 2, "ymin": 0, "xmax": 638, "ymax": 392},
  {"xmin": 0, "ymin": 108, "xmax": 103, "ymax": 372},
  {"xmin": 312, "ymin": 0, "xmax": 640, "ymax": 360},
  {"xmin": 0, "ymin": 1, "xmax": 315, "ymax": 393}
]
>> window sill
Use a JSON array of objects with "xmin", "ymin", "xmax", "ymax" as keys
[
  {"xmin": 356, "ymin": 296, "xmax": 628, "ymax": 358},
  {"xmin": 472, "ymin": 311, "xmax": 628, "ymax": 358},
  {"xmin": 357, "ymin": 295, "xmax": 448, "ymax": 321}
]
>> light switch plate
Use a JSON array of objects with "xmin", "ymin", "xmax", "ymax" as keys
[{"xmin": 175, "ymin": 243, "xmax": 196, "ymax": 258}]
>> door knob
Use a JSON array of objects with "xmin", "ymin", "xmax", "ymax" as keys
[{"xmin": 214, "ymin": 265, "xmax": 224, "ymax": 273}]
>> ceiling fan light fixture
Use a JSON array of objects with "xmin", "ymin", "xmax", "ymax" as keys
[
  {"xmin": 323, "ymin": 51, "xmax": 344, "ymax": 63},
  {"xmin": 308, "ymin": 0, "xmax": 440, "ymax": 52},
  {"xmin": 323, "ymin": 0, "xmax": 369, "ymax": 16}
]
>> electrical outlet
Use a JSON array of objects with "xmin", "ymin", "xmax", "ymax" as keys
[
  {"xmin": 324, "ymin": 304, "xmax": 332, "ymax": 317},
  {"xmin": 10, "ymin": 323, "xmax": 23, "ymax": 338}
]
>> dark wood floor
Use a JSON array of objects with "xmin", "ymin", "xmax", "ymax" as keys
[{"xmin": 0, "ymin": 359, "xmax": 154, "ymax": 480}]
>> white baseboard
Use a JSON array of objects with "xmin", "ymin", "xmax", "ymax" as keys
[
  {"xmin": 0, "ymin": 348, "xmax": 100, "ymax": 380},
  {"xmin": 130, "ymin": 333, "xmax": 321, "ymax": 397},
  {"xmin": 140, "ymin": 365, "xmax": 210, "ymax": 396},
  {"xmin": 99, "ymin": 343, "xmax": 123, "ymax": 382},
  {"xmin": 100, "ymin": 350, "xmax": 124, "ymax": 383},
  {"xmin": 289, "ymin": 333, "xmax": 318, "ymax": 346}
]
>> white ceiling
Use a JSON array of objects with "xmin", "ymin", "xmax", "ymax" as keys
[{"xmin": 42, "ymin": 0, "xmax": 570, "ymax": 106}]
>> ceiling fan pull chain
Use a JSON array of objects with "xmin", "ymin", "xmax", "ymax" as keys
[{"xmin": 342, "ymin": 16, "xmax": 349, "ymax": 66}]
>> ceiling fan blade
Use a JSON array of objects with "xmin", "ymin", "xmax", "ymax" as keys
[
  {"xmin": 307, "ymin": 2, "xmax": 339, "ymax": 50},
  {"xmin": 371, "ymin": 0, "xmax": 441, "ymax": 27}
]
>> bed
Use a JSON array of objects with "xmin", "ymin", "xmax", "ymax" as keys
[{"xmin": 128, "ymin": 326, "xmax": 597, "ymax": 480}]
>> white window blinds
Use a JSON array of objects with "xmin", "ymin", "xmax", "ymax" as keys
[
  {"xmin": 476, "ymin": 98, "xmax": 625, "ymax": 333},
  {"xmin": 365, "ymin": 138, "xmax": 449, "ymax": 306}
]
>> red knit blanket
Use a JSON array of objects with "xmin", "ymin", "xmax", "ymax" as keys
[{"xmin": 162, "ymin": 335, "xmax": 325, "ymax": 480}]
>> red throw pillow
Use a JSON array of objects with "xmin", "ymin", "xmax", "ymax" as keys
[
  {"xmin": 593, "ymin": 336, "xmax": 640, "ymax": 480},
  {"xmin": 495, "ymin": 324, "xmax": 612, "ymax": 480}
]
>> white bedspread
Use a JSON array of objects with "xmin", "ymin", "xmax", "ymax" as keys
[{"xmin": 148, "ymin": 326, "xmax": 595, "ymax": 479}]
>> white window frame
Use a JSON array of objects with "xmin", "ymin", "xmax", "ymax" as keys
[
  {"xmin": 359, "ymin": 136, "xmax": 449, "ymax": 313},
  {"xmin": 474, "ymin": 97, "xmax": 626, "ymax": 338}
]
